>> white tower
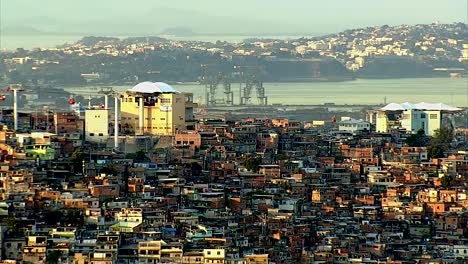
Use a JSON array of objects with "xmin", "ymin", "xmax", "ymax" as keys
[
  {"xmin": 9, "ymin": 84, "xmax": 24, "ymax": 131},
  {"xmin": 114, "ymin": 95, "xmax": 119, "ymax": 149}
]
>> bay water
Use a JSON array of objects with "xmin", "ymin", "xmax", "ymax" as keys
[{"xmin": 64, "ymin": 78, "xmax": 468, "ymax": 107}]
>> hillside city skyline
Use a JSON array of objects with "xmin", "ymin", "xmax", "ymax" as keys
[{"xmin": 0, "ymin": 1, "xmax": 467, "ymax": 264}]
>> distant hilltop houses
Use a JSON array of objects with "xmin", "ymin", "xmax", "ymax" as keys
[{"xmin": 1, "ymin": 23, "xmax": 467, "ymax": 86}]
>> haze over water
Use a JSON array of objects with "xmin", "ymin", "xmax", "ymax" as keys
[{"xmin": 65, "ymin": 78, "xmax": 468, "ymax": 107}]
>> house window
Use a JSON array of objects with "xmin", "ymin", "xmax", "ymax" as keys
[
  {"xmin": 430, "ymin": 114, "xmax": 438, "ymax": 119},
  {"xmin": 90, "ymin": 133, "xmax": 95, "ymax": 136},
  {"xmin": 98, "ymin": 133, "xmax": 104, "ymax": 136}
]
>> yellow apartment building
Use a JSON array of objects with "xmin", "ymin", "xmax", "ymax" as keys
[{"xmin": 120, "ymin": 82, "xmax": 196, "ymax": 136}]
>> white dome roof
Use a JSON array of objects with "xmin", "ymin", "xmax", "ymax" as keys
[
  {"xmin": 129, "ymin": 82, "xmax": 178, "ymax": 94},
  {"xmin": 380, "ymin": 103, "xmax": 405, "ymax": 111},
  {"xmin": 380, "ymin": 102, "xmax": 461, "ymax": 112}
]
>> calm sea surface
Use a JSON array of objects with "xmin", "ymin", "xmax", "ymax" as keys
[{"xmin": 64, "ymin": 78, "xmax": 468, "ymax": 107}]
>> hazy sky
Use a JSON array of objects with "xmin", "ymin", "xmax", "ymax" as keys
[{"xmin": 2, "ymin": 0, "xmax": 466, "ymax": 35}]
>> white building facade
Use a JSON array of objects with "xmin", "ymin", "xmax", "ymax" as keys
[
  {"xmin": 85, "ymin": 109, "xmax": 110, "ymax": 143},
  {"xmin": 338, "ymin": 119, "xmax": 370, "ymax": 133},
  {"xmin": 375, "ymin": 102, "xmax": 461, "ymax": 136}
]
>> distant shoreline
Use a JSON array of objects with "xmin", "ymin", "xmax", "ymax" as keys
[
  {"xmin": 59, "ymin": 75, "xmax": 466, "ymax": 88},
  {"xmin": 59, "ymin": 76, "xmax": 466, "ymax": 89}
]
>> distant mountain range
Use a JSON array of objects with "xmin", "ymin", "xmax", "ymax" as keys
[
  {"xmin": 2, "ymin": 7, "xmax": 320, "ymax": 37},
  {"xmin": 3, "ymin": 26, "xmax": 49, "ymax": 36}
]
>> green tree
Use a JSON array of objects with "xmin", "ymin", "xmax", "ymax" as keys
[
  {"xmin": 63, "ymin": 210, "xmax": 84, "ymax": 227},
  {"xmin": 46, "ymin": 250, "xmax": 62, "ymax": 264},
  {"xmin": 71, "ymin": 151, "xmax": 85, "ymax": 173},
  {"xmin": 440, "ymin": 175, "xmax": 453, "ymax": 188},
  {"xmin": 433, "ymin": 127, "xmax": 453, "ymax": 145},
  {"xmin": 275, "ymin": 153, "xmax": 288, "ymax": 161},
  {"xmin": 426, "ymin": 128, "xmax": 453, "ymax": 159},
  {"xmin": 135, "ymin": 149, "xmax": 149, "ymax": 162},
  {"xmin": 405, "ymin": 129, "xmax": 427, "ymax": 147},
  {"xmin": 125, "ymin": 153, "xmax": 137, "ymax": 160},
  {"xmin": 191, "ymin": 162, "xmax": 203, "ymax": 176},
  {"xmin": 428, "ymin": 144, "xmax": 445, "ymax": 159},
  {"xmin": 3, "ymin": 217, "xmax": 23, "ymax": 236},
  {"xmin": 245, "ymin": 156, "xmax": 262, "ymax": 173},
  {"xmin": 43, "ymin": 210, "xmax": 64, "ymax": 225},
  {"xmin": 100, "ymin": 165, "xmax": 118, "ymax": 175}
]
